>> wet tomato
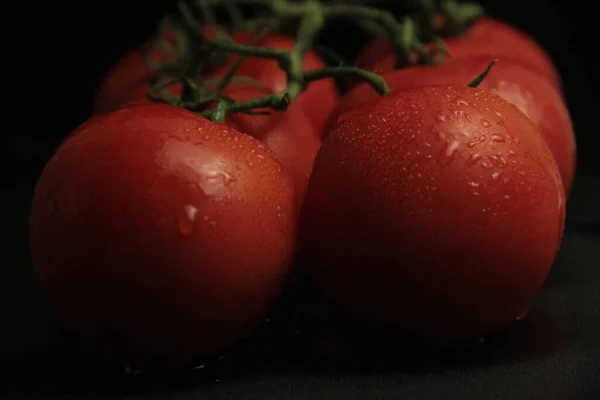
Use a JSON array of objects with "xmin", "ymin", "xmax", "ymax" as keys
[
  {"xmin": 301, "ymin": 86, "xmax": 565, "ymax": 345},
  {"xmin": 356, "ymin": 18, "xmax": 561, "ymax": 90},
  {"xmin": 217, "ymin": 83, "xmax": 321, "ymax": 207},
  {"xmin": 334, "ymin": 57, "xmax": 575, "ymax": 194},
  {"xmin": 30, "ymin": 104, "xmax": 296, "ymax": 367}
]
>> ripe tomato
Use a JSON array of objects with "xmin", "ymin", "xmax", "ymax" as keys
[
  {"xmin": 355, "ymin": 18, "xmax": 561, "ymax": 90},
  {"xmin": 30, "ymin": 104, "xmax": 296, "ymax": 367},
  {"xmin": 217, "ymin": 83, "xmax": 321, "ymax": 207},
  {"xmin": 335, "ymin": 57, "xmax": 575, "ymax": 194},
  {"xmin": 208, "ymin": 33, "xmax": 339, "ymax": 137},
  {"xmin": 301, "ymin": 86, "xmax": 565, "ymax": 344}
]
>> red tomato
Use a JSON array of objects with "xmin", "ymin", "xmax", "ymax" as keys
[
  {"xmin": 301, "ymin": 86, "xmax": 565, "ymax": 344},
  {"xmin": 208, "ymin": 33, "xmax": 339, "ymax": 137},
  {"xmin": 334, "ymin": 57, "xmax": 575, "ymax": 195},
  {"xmin": 30, "ymin": 104, "xmax": 296, "ymax": 367},
  {"xmin": 356, "ymin": 18, "xmax": 561, "ymax": 90},
  {"xmin": 217, "ymin": 83, "xmax": 321, "ymax": 207}
]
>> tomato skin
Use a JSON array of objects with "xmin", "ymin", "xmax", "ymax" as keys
[
  {"xmin": 30, "ymin": 104, "xmax": 296, "ymax": 367},
  {"xmin": 219, "ymin": 84, "xmax": 322, "ymax": 207},
  {"xmin": 356, "ymin": 18, "xmax": 561, "ymax": 90},
  {"xmin": 209, "ymin": 33, "xmax": 339, "ymax": 137},
  {"xmin": 335, "ymin": 57, "xmax": 575, "ymax": 195},
  {"xmin": 301, "ymin": 86, "xmax": 565, "ymax": 344}
]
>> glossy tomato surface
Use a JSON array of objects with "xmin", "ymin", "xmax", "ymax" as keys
[
  {"xmin": 356, "ymin": 18, "xmax": 561, "ymax": 90},
  {"xmin": 219, "ymin": 83, "xmax": 322, "ymax": 207},
  {"xmin": 30, "ymin": 104, "xmax": 297, "ymax": 367},
  {"xmin": 335, "ymin": 57, "xmax": 576, "ymax": 194},
  {"xmin": 209, "ymin": 33, "xmax": 339, "ymax": 137},
  {"xmin": 301, "ymin": 86, "xmax": 565, "ymax": 344}
]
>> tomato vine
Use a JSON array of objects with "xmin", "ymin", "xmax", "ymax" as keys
[{"xmin": 142, "ymin": 0, "xmax": 484, "ymax": 122}]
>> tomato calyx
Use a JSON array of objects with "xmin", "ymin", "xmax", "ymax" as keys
[{"xmin": 467, "ymin": 59, "xmax": 498, "ymax": 88}]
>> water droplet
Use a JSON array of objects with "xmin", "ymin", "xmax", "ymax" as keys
[
  {"xmin": 257, "ymin": 155, "xmax": 264, "ymax": 160},
  {"xmin": 504, "ymin": 195, "xmax": 510, "ymax": 200},
  {"xmin": 456, "ymin": 100, "xmax": 468, "ymax": 107},
  {"xmin": 178, "ymin": 204, "xmax": 198, "ymax": 235},
  {"xmin": 464, "ymin": 113, "xmax": 474, "ymax": 122},
  {"xmin": 465, "ymin": 152, "xmax": 482, "ymax": 166},
  {"xmin": 480, "ymin": 158, "xmax": 493, "ymax": 168},
  {"xmin": 491, "ymin": 172, "xmax": 502, "ymax": 180},
  {"xmin": 436, "ymin": 113, "xmax": 446, "ymax": 122},
  {"xmin": 480, "ymin": 119, "xmax": 492, "ymax": 128},
  {"xmin": 210, "ymin": 220, "xmax": 217, "ymax": 227},
  {"xmin": 491, "ymin": 134, "xmax": 506, "ymax": 143},
  {"xmin": 247, "ymin": 162, "xmax": 254, "ymax": 167},
  {"xmin": 437, "ymin": 140, "xmax": 460, "ymax": 166},
  {"xmin": 489, "ymin": 155, "xmax": 508, "ymax": 167},
  {"xmin": 194, "ymin": 365, "xmax": 205, "ymax": 370},
  {"xmin": 423, "ymin": 142, "xmax": 432, "ymax": 148},
  {"xmin": 468, "ymin": 181, "xmax": 480, "ymax": 187},
  {"xmin": 472, "ymin": 191, "xmax": 480, "ymax": 196}
]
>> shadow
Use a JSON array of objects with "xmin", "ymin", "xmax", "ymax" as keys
[{"xmin": 1, "ymin": 268, "xmax": 571, "ymax": 396}]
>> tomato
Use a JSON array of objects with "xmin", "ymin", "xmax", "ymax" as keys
[
  {"xmin": 208, "ymin": 33, "xmax": 339, "ymax": 137},
  {"xmin": 335, "ymin": 56, "xmax": 575, "ymax": 195},
  {"xmin": 30, "ymin": 104, "xmax": 296, "ymax": 367},
  {"xmin": 301, "ymin": 85, "xmax": 565, "ymax": 344},
  {"xmin": 217, "ymin": 83, "xmax": 321, "ymax": 207},
  {"xmin": 355, "ymin": 18, "xmax": 561, "ymax": 90}
]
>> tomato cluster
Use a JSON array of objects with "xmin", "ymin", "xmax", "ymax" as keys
[{"xmin": 30, "ymin": 12, "xmax": 573, "ymax": 368}]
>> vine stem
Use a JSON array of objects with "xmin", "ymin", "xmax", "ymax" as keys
[{"xmin": 149, "ymin": 0, "xmax": 452, "ymax": 121}]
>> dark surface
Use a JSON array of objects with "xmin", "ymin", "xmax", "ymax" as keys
[{"xmin": 4, "ymin": 0, "xmax": 599, "ymax": 398}]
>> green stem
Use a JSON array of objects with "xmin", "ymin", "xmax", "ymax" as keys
[{"xmin": 147, "ymin": 0, "xmax": 458, "ymax": 121}]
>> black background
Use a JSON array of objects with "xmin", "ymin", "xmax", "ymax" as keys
[{"xmin": 3, "ymin": 0, "xmax": 599, "ymax": 398}]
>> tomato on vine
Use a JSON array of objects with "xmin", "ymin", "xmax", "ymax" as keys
[
  {"xmin": 301, "ymin": 85, "xmax": 565, "ymax": 344},
  {"xmin": 356, "ymin": 17, "xmax": 561, "ymax": 90},
  {"xmin": 30, "ymin": 104, "xmax": 297, "ymax": 367},
  {"xmin": 335, "ymin": 57, "xmax": 576, "ymax": 194},
  {"xmin": 208, "ymin": 33, "xmax": 339, "ymax": 137}
]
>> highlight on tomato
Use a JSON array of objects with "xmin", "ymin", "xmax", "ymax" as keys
[
  {"xmin": 30, "ymin": 104, "xmax": 297, "ymax": 368},
  {"xmin": 301, "ymin": 85, "xmax": 566, "ymax": 345}
]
